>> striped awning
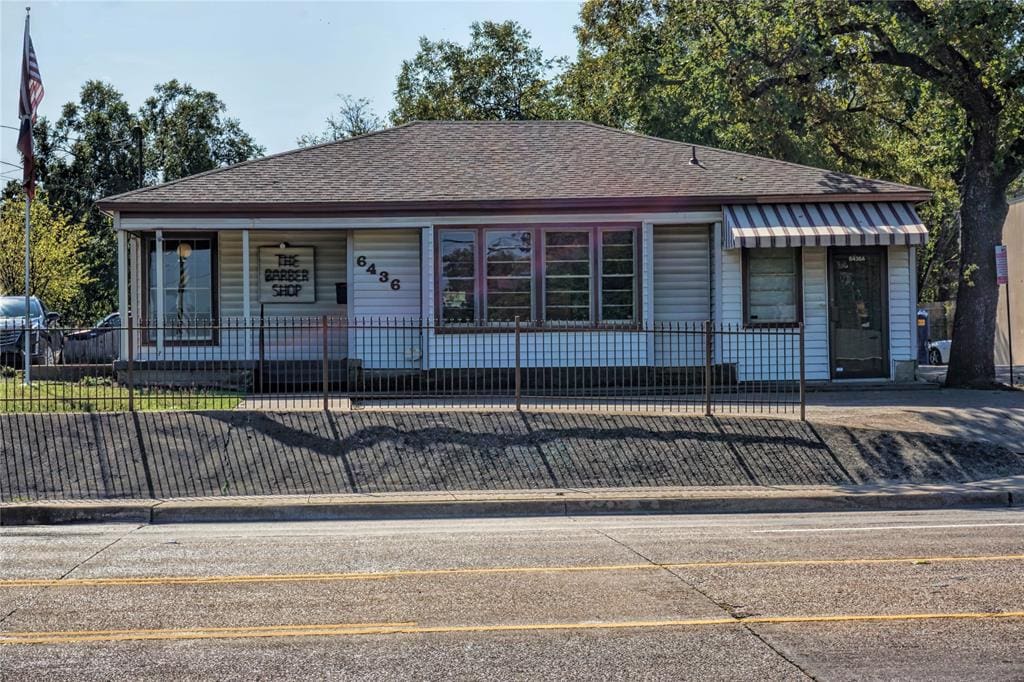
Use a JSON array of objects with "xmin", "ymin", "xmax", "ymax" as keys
[{"xmin": 724, "ymin": 202, "xmax": 928, "ymax": 248}]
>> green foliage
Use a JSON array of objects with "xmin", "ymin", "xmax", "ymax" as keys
[
  {"xmin": 391, "ymin": 20, "xmax": 570, "ymax": 123},
  {"xmin": 34, "ymin": 81, "xmax": 139, "ymax": 324},
  {"xmin": 566, "ymin": 0, "xmax": 1022, "ymax": 303},
  {"xmin": 297, "ymin": 95, "xmax": 384, "ymax": 147},
  {"xmin": 566, "ymin": 0, "xmax": 1023, "ymax": 385},
  {"xmin": 28, "ymin": 80, "xmax": 263, "ymax": 323},
  {"xmin": 0, "ymin": 192, "xmax": 92, "ymax": 312},
  {"xmin": 140, "ymin": 80, "xmax": 265, "ymax": 182}
]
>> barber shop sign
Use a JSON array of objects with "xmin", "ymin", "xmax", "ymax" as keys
[{"xmin": 259, "ymin": 246, "xmax": 316, "ymax": 303}]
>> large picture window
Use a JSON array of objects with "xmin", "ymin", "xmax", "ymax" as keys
[
  {"xmin": 743, "ymin": 247, "xmax": 801, "ymax": 326},
  {"xmin": 436, "ymin": 225, "xmax": 639, "ymax": 326},
  {"xmin": 146, "ymin": 235, "xmax": 217, "ymax": 341},
  {"xmin": 485, "ymin": 230, "xmax": 532, "ymax": 322}
]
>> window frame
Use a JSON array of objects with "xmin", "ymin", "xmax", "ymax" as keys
[
  {"xmin": 434, "ymin": 223, "xmax": 642, "ymax": 328},
  {"xmin": 141, "ymin": 232, "xmax": 220, "ymax": 346},
  {"xmin": 742, "ymin": 246, "xmax": 803, "ymax": 328},
  {"xmin": 596, "ymin": 227, "xmax": 639, "ymax": 325},
  {"xmin": 482, "ymin": 227, "xmax": 535, "ymax": 324},
  {"xmin": 540, "ymin": 226, "xmax": 595, "ymax": 325},
  {"xmin": 437, "ymin": 228, "xmax": 479, "ymax": 326}
]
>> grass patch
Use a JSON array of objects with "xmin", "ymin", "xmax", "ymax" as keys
[{"xmin": 0, "ymin": 375, "xmax": 243, "ymax": 412}]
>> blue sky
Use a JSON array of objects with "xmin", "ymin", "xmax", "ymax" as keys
[{"xmin": 1, "ymin": 0, "xmax": 581, "ymax": 177}]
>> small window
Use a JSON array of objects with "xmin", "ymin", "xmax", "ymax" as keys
[
  {"xmin": 485, "ymin": 230, "xmax": 532, "ymax": 322},
  {"xmin": 439, "ymin": 230, "xmax": 476, "ymax": 324},
  {"xmin": 744, "ymin": 248, "xmax": 801, "ymax": 326},
  {"xmin": 148, "ymin": 236, "xmax": 215, "ymax": 341},
  {"xmin": 600, "ymin": 230, "xmax": 636, "ymax": 322},
  {"xmin": 544, "ymin": 231, "xmax": 592, "ymax": 322}
]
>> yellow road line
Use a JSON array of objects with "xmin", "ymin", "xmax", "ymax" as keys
[
  {"xmin": 0, "ymin": 622, "xmax": 418, "ymax": 637},
  {"xmin": 1, "ymin": 554, "xmax": 1022, "ymax": 589},
  {"xmin": 3, "ymin": 612, "xmax": 1023, "ymax": 646}
]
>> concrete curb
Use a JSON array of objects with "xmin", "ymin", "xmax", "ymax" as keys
[{"xmin": 2, "ymin": 486, "xmax": 1020, "ymax": 526}]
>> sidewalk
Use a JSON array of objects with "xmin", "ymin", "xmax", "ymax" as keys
[
  {"xmin": 3, "ymin": 478, "xmax": 1022, "ymax": 525},
  {"xmin": 801, "ymin": 388, "xmax": 1024, "ymax": 451}
]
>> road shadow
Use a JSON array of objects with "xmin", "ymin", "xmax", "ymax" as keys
[{"xmin": 2, "ymin": 410, "xmax": 1022, "ymax": 501}]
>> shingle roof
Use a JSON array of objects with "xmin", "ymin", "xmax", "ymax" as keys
[{"xmin": 98, "ymin": 121, "xmax": 929, "ymax": 211}]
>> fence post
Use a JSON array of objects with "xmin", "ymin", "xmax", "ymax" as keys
[
  {"xmin": 126, "ymin": 313, "xmax": 135, "ymax": 412},
  {"xmin": 514, "ymin": 315, "xmax": 522, "ymax": 411},
  {"xmin": 322, "ymin": 315, "xmax": 329, "ymax": 411},
  {"xmin": 799, "ymin": 321, "xmax": 806, "ymax": 421},
  {"xmin": 704, "ymin": 319, "xmax": 712, "ymax": 417},
  {"xmin": 257, "ymin": 307, "xmax": 265, "ymax": 393}
]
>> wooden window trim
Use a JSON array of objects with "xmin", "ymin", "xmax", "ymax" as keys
[
  {"xmin": 434, "ymin": 222, "xmax": 642, "ymax": 329},
  {"xmin": 742, "ymin": 247, "xmax": 803, "ymax": 329},
  {"xmin": 140, "ymin": 232, "xmax": 220, "ymax": 346},
  {"xmin": 482, "ymin": 227, "xmax": 535, "ymax": 324}
]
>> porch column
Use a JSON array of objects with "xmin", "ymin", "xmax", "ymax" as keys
[
  {"xmin": 420, "ymin": 225, "xmax": 433, "ymax": 370},
  {"xmin": 115, "ymin": 214, "xmax": 128, "ymax": 362},
  {"xmin": 155, "ymin": 229, "xmax": 165, "ymax": 353},
  {"xmin": 642, "ymin": 222, "xmax": 654, "ymax": 362},
  {"xmin": 242, "ymin": 227, "xmax": 252, "ymax": 358}
]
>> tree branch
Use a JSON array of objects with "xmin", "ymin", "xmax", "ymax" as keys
[{"xmin": 746, "ymin": 73, "xmax": 813, "ymax": 98}]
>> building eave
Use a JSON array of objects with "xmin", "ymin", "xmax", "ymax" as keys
[{"xmin": 99, "ymin": 191, "xmax": 934, "ymax": 219}]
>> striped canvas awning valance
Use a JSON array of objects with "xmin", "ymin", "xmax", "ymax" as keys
[{"xmin": 724, "ymin": 202, "xmax": 928, "ymax": 249}]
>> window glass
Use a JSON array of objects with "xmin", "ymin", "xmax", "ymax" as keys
[
  {"xmin": 439, "ymin": 230, "xmax": 476, "ymax": 323},
  {"xmin": 544, "ymin": 231, "xmax": 591, "ymax": 322},
  {"xmin": 485, "ymin": 230, "xmax": 532, "ymax": 322},
  {"xmin": 148, "ymin": 237, "xmax": 214, "ymax": 340},
  {"xmin": 600, "ymin": 230, "xmax": 635, "ymax": 322},
  {"xmin": 746, "ymin": 248, "xmax": 799, "ymax": 324}
]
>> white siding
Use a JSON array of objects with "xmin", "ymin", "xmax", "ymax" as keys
[
  {"xmin": 720, "ymin": 246, "xmax": 825, "ymax": 381},
  {"xmin": 349, "ymin": 229, "xmax": 422, "ymax": 369},
  {"xmin": 802, "ymin": 247, "xmax": 830, "ymax": 380},
  {"xmin": 428, "ymin": 329, "xmax": 649, "ymax": 369},
  {"xmin": 887, "ymin": 245, "xmax": 914, "ymax": 373},
  {"xmin": 653, "ymin": 225, "xmax": 711, "ymax": 367},
  {"xmin": 231, "ymin": 230, "xmax": 347, "ymax": 361},
  {"xmin": 135, "ymin": 229, "xmax": 348, "ymax": 361}
]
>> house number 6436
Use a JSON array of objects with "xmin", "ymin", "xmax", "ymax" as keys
[{"xmin": 355, "ymin": 255, "xmax": 400, "ymax": 290}]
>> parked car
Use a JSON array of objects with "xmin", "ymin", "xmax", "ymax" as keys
[
  {"xmin": 0, "ymin": 296, "xmax": 62, "ymax": 366},
  {"xmin": 61, "ymin": 313, "xmax": 121, "ymax": 364},
  {"xmin": 928, "ymin": 339, "xmax": 951, "ymax": 365}
]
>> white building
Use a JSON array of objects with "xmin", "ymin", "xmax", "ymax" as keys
[{"xmin": 98, "ymin": 121, "xmax": 930, "ymax": 384}]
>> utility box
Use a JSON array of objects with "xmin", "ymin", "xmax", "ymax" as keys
[{"xmin": 916, "ymin": 308, "xmax": 930, "ymax": 365}]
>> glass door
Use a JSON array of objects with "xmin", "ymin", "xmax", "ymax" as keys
[{"xmin": 829, "ymin": 247, "xmax": 888, "ymax": 379}]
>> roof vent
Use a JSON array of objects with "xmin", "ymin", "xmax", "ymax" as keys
[{"xmin": 689, "ymin": 145, "xmax": 700, "ymax": 166}]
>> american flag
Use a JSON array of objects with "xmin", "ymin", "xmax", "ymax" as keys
[{"xmin": 17, "ymin": 15, "xmax": 44, "ymax": 200}]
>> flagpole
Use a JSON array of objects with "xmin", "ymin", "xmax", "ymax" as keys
[
  {"xmin": 22, "ymin": 7, "xmax": 32, "ymax": 385},
  {"xmin": 24, "ymin": 193, "xmax": 31, "ymax": 385}
]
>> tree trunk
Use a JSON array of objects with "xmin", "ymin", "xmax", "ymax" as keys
[{"xmin": 944, "ymin": 129, "xmax": 1009, "ymax": 388}]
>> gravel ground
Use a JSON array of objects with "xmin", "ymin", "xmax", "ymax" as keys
[{"xmin": 2, "ymin": 410, "xmax": 1022, "ymax": 502}]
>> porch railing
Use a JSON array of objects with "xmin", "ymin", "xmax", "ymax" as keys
[{"xmin": 0, "ymin": 316, "xmax": 804, "ymax": 418}]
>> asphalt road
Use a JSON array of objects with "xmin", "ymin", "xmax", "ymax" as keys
[{"xmin": 2, "ymin": 509, "xmax": 1023, "ymax": 680}]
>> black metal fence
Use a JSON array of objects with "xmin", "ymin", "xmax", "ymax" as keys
[{"xmin": 0, "ymin": 317, "xmax": 804, "ymax": 417}]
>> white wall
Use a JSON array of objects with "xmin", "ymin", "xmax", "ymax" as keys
[
  {"xmin": 133, "ymin": 229, "xmax": 348, "ymax": 361},
  {"xmin": 888, "ymin": 245, "xmax": 914, "ymax": 374},
  {"xmin": 652, "ymin": 224, "xmax": 711, "ymax": 367},
  {"xmin": 349, "ymin": 229, "xmax": 423, "ymax": 369},
  {"xmin": 719, "ymin": 246, "xmax": 823, "ymax": 382},
  {"xmin": 802, "ymin": 247, "xmax": 830, "ymax": 380}
]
